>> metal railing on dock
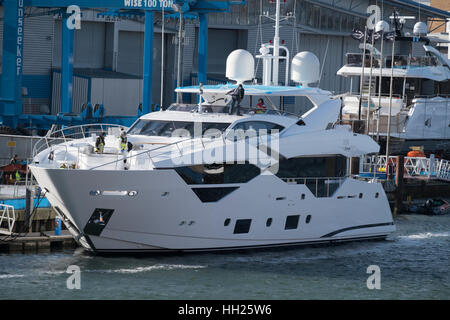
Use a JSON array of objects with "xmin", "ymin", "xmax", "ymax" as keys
[
  {"xmin": 0, "ymin": 204, "xmax": 15, "ymax": 235},
  {"xmin": 360, "ymin": 155, "xmax": 450, "ymax": 182}
]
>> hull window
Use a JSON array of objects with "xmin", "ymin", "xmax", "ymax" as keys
[
  {"xmin": 83, "ymin": 208, "xmax": 114, "ymax": 236},
  {"xmin": 233, "ymin": 219, "xmax": 252, "ymax": 234},
  {"xmin": 285, "ymin": 215, "xmax": 300, "ymax": 230},
  {"xmin": 266, "ymin": 218, "xmax": 273, "ymax": 227},
  {"xmin": 306, "ymin": 215, "xmax": 312, "ymax": 224}
]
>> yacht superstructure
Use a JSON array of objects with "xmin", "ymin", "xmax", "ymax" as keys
[
  {"xmin": 29, "ymin": 1, "xmax": 395, "ymax": 253},
  {"xmin": 338, "ymin": 16, "xmax": 450, "ymax": 156}
]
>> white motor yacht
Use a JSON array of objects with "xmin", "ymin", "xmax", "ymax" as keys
[{"xmin": 29, "ymin": 1, "xmax": 395, "ymax": 253}]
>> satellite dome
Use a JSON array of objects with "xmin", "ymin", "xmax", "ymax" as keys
[
  {"xmin": 413, "ymin": 22, "xmax": 427, "ymax": 36},
  {"xmin": 291, "ymin": 52, "xmax": 320, "ymax": 87},
  {"xmin": 226, "ymin": 49, "xmax": 255, "ymax": 83},
  {"xmin": 375, "ymin": 20, "xmax": 390, "ymax": 33}
]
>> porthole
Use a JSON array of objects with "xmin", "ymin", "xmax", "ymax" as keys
[
  {"xmin": 301, "ymin": 194, "xmax": 305, "ymax": 200},
  {"xmin": 359, "ymin": 193, "xmax": 363, "ymax": 199},
  {"xmin": 306, "ymin": 215, "xmax": 312, "ymax": 224},
  {"xmin": 375, "ymin": 192, "xmax": 379, "ymax": 198},
  {"xmin": 224, "ymin": 218, "xmax": 231, "ymax": 226},
  {"xmin": 266, "ymin": 218, "xmax": 272, "ymax": 227}
]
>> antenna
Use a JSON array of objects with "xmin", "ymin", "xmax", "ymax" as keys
[
  {"xmin": 256, "ymin": 0, "xmax": 295, "ymax": 86},
  {"xmin": 389, "ymin": 11, "xmax": 415, "ymax": 36}
]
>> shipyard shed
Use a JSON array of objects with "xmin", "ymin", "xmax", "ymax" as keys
[{"xmin": 0, "ymin": 0, "xmax": 449, "ymax": 118}]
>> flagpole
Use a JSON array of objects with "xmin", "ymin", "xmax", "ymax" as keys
[
  {"xmin": 366, "ymin": 29, "xmax": 375, "ymax": 136},
  {"xmin": 385, "ymin": 34, "xmax": 396, "ymax": 178},
  {"xmin": 376, "ymin": 30, "xmax": 384, "ymax": 143},
  {"xmin": 358, "ymin": 26, "xmax": 368, "ymax": 130}
]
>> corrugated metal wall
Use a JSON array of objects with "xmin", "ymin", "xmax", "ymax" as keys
[
  {"xmin": 52, "ymin": 20, "xmax": 106, "ymax": 68},
  {"xmin": 117, "ymin": 30, "xmax": 175, "ymax": 106},
  {"xmin": 23, "ymin": 15, "xmax": 53, "ymax": 75},
  {"xmin": 51, "ymin": 71, "xmax": 89, "ymax": 115},
  {"xmin": 91, "ymin": 78, "xmax": 143, "ymax": 116}
]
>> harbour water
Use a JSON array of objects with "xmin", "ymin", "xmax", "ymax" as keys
[{"xmin": 0, "ymin": 213, "xmax": 449, "ymax": 300}]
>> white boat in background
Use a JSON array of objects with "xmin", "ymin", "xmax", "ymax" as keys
[
  {"xmin": 338, "ymin": 15, "xmax": 450, "ymax": 157},
  {"xmin": 29, "ymin": 0, "xmax": 395, "ymax": 253}
]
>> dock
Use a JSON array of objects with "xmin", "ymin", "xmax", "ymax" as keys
[
  {"xmin": 0, "ymin": 230, "xmax": 76, "ymax": 253},
  {"xmin": 359, "ymin": 155, "xmax": 450, "ymax": 214},
  {"xmin": 1, "ymin": 203, "xmax": 78, "ymax": 253}
]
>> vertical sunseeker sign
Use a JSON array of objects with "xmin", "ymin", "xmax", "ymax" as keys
[
  {"xmin": 17, "ymin": 0, "xmax": 24, "ymax": 77},
  {"xmin": 123, "ymin": 0, "xmax": 174, "ymax": 8}
]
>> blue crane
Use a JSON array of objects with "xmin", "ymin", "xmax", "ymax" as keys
[{"xmin": 0, "ymin": 0, "xmax": 244, "ymax": 130}]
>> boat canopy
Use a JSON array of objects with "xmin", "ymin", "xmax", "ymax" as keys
[{"xmin": 175, "ymin": 84, "xmax": 332, "ymax": 106}]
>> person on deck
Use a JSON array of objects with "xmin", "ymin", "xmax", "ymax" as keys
[
  {"xmin": 256, "ymin": 98, "xmax": 266, "ymax": 114},
  {"xmin": 227, "ymin": 84, "xmax": 245, "ymax": 116},
  {"xmin": 95, "ymin": 132, "xmax": 106, "ymax": 153},
  {"xmin": 119, "ymin": 130, "xmax": 133, "ymax": 170}
]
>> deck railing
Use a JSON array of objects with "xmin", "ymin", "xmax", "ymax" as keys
[
  {"xmin": 345, "ymin": 53, "xmax": 438, "ymax": 68},
  {"xmin": 281, "ymin": 176, "xmax": 346, "ymax": 198},
  {"xmin": 33, "ymin": 124, "xmax": 128, "ymax": 158}
]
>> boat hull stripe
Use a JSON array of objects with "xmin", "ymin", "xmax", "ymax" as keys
[{"xmin": 320, "ymin": 222, "xmax": 394, "ymax": 238}]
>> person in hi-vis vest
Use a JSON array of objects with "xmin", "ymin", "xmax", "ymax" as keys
[{"xmin": 119, "ymin": 130, "xmax": 133, "ymax": 170}]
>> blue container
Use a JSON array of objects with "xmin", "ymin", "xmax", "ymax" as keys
[{"xmin": 55, "ymin": 217, "xmax": 61, "ymax": 236}]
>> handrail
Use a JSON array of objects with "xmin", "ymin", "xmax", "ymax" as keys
[
  {"xmin": 89, "ymin": 128, "xmax": 281, "ymax": 171},
  {"xmin": 33, "ymin": 123, "xmax": 128, "ymax": 158},
  {"xmin": 345, "ymin": 53, "xmax": 439, "ymax": 68},
  {"xmin": 281, "ymin": 176, "xmax": 346, "ymax": 198},
  {"xmin": 88, "ymin": 133, "xmax": 239, "ymax": 170}
]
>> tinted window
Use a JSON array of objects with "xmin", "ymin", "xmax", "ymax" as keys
[
  {"xmin": 191, "ymin": 187, "xmax": 239, "ymax": 202},
  {"xmin": 275, "ymin": 156, "xmax": 347, "ymax": 178},
  {"xmin": 234, "ymin": 219, "xmax": 252, "ymax": 234},
  {"xmin": 175, "ymin": 163, "xmax": 261, "ymax": 185},
  {"xmin": 285, "ymin": 215, "xmax": 300, "ymax": 230},
  {"xmin": 226, "ymin": 121, "xmax": 284, "ymax": 140},
  {"xmin": 128, "ymin": 120, "xmax": 230, "ymax": 137}
]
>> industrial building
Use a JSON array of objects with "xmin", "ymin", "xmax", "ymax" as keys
[{"xmin": 0, "ymin": 0, "xmax": 449, "ymax": 127}]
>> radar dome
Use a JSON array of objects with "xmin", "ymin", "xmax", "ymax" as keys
[
  {"xmin": 226, "ymin": 49, "xmax": 254, "ymax": 83},
  {"xmin": 375, "ymin": 20, "xmax": 390, "ymax": 33},
  {"xmin": 413, "ymin": 22, "xmax": 427, "ymax": 36},
  {"xmin": 291, "ymin": 52, "xmax": 320, "ymax": 87}
]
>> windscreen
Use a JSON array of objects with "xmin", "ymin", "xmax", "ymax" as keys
[{"xmin": 128, "ymin": 120, "xmax": 230, "ymax": 137}]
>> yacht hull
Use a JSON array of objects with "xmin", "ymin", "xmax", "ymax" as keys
[{"xmin": 30, "ymin": 166, "xmax": 395, "ymax": 253}]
